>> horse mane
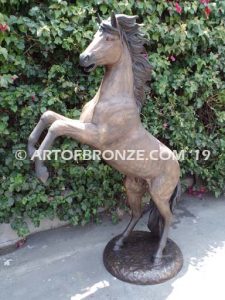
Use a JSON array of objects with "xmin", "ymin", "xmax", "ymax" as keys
[{"xmin": 100, "ymin": 14, "xmax": 152, "ymax": 110}]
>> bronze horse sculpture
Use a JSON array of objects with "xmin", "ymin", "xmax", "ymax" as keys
[{"xmin": 28, "ymin": 13, "xmax": 180, "ymax": 266}]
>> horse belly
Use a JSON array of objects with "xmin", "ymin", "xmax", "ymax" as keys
[
  {"xmin": 105, "ymin": 157, "xmax": 156, "ymax": 178},
  {"xmin": 101, "ymin": 129, "xmax": 179, "ymax": 180}
]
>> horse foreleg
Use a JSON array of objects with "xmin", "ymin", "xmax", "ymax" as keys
[
  {"xmin": 34, "ymin": 119, "xmax": 99, "ymax": 183},
  {"xmin": 28, "ymin": 110, "xmax": 72, "ymax": 158},
  {"xmin": 114, "ymin": 176, "xmax": 146, "ymax": 251}
]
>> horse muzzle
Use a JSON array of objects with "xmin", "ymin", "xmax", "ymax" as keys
[{"xmin": 79, "ymin": 53, "xmax": 96, "ymax": 72}]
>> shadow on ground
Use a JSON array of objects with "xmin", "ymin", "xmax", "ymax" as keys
[{"xmin": 0, "ymin": 193, "xmax": 225, "ymax": 300}]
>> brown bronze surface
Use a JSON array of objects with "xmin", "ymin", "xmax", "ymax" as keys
[{"xmin": 28, "ymin": 13, "xmax": 183, "ymax": 277}]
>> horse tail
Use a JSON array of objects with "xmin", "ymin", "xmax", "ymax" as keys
[
  {"xmin": 147, "ymin": 180, "xmax": 181, "ymax": 237},
  {"xmin": 169, "ymin": 180, "xmax": 181, "ymax": 213}
]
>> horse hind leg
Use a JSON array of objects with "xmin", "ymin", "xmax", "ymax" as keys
[
  {"xmin": 148, "ymin": 177, "xmax": 179, "ymax": 265},
  {"xmin": 114, "ymin": 176, "xmax": 147, "ymax": 251}
]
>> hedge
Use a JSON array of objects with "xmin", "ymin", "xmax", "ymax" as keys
[{"xmin": 0, "ymin": 0, "xmax": 224, "ymax": 236}]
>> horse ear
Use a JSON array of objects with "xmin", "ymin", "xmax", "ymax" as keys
[
  {"xmin": 96, "ymin": 13, "xmax": 102, "ymax": 24},
  {"xmin": 111, "ymin": 11, "xmax": 118, "ymax": 28}
]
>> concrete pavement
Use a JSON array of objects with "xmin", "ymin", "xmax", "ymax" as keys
[{"xmin": 0, "ymin": 193, "xmax": 225, "ymax": 300}]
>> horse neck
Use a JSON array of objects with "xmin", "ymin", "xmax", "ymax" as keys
[{"xmin": 98, "ymin": 45, "xmax": 135, "ymax": 101}]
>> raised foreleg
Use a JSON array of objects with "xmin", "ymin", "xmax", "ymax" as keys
[
  {"xmin": 28, "ymin": 110, "xmax": 72, "ymax": 157},
  {"xmin": 33, "ymin": 119, "xmax": 100, "ymax": 183}
]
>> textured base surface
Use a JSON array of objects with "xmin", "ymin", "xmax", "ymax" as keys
[{"xmin": 103, "ymin": 231, "xmax": 183, "ymax": 285}]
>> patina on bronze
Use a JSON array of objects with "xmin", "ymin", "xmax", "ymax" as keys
[
  {"xmin": 103, "ymin": 231, "xmax": 183, "ymax": 285},
  {"xmin": 28, "ymin": 13, "xmax": 183, "ymax": 284}
]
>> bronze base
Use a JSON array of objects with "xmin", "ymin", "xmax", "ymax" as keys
[{"xmin": 103, "ymin": 231, "xmax": 183, "ymax": 285}]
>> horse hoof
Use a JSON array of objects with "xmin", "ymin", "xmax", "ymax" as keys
[
  {"xmin": 113, "ymin": 240, "xmax": 123, "ymax": 251},
  {"xmin": 152, "ymin": 255, "xmax": 162, "ymax": 268},
  {"xmin": 36, "ymin": 165, "xmax": 49, "ymax": 184},
  {"xmin": 113, "ymin": 244, "xmax": 121, "ymax": 251}
]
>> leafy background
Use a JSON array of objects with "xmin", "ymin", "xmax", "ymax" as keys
[{"xmin": 0, "ymin": 0, "xmax": 224, "ymax": 236}]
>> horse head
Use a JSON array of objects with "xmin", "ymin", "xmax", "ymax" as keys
[{"xmin": 79, "ymin": 12, "xmax": 123, "ymax": 72}]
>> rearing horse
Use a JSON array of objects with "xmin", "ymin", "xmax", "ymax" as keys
[{"xmin": 28, "ymin": 13, "xmax": 180, "ymax": 264}]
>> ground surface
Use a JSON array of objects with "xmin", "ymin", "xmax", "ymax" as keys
[{"xmin": 1, "ymin": 193, "xmax": 225, "ymax": 300}]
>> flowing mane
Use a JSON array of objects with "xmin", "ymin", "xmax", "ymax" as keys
[{"xmin": 100, "ymin": 14, "xmax": 152, "ymax": 110}]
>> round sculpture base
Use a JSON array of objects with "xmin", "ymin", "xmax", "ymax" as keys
[{"xmin": 103, "ymin": 231, "xmax": 183, "ymax": 285}]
